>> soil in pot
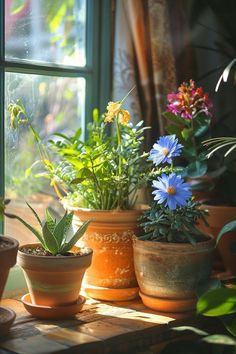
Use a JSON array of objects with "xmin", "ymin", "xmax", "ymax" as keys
[{"xmin": 133, "ymin": 235, "xmax": 215, "ymax": 313}]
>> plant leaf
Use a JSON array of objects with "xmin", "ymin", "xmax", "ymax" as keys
[
  {"xmin": 60, "ymin": 220, "xmax": 90, "ymax": 254},
  {"xmin": 26, "ymin": 202, "xmax": 42, "ymax": 227},
  {"xmin": 53, "ymin": 211, "xmax": 70, "ymax": 248},
  {"xmin": 45, "ymin": 208, "xmax": 56, "ymax": 234},
  {"xmin": 42, "ymin": 222, "xmax": 59, "ymax": 255},
  {"xmin": 4, "ymin": 213, "xmax": 45, "ymax": 247},
  {"xmin": 197, "ymin": 288, "xmax": 236, "ymax": 316},
  {"xmin": 217, "ymin": 220, "xmax": 236, "ymax": 245},
  {"xmin": 201, "ymin": 334, "xmax": 236, "ymax": 346}
]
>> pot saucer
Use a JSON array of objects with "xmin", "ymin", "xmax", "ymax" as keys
[
  {"xmin": 139, "ymin": 291, "xmax": 196, "ymax": 313},
  {"xmin": 0, "ymin": 306, "xmax": 16, "ymax": 337},
  {"xmin": 85, "ymin": 285, "xmax": 139, "ymax": 301},
  {"xmin": 21, "ymin": 293, "xmax": 86, "ymax": 320}
]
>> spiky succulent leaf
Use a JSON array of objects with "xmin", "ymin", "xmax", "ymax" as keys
[
  {"xmin": 4, "ymin": 212, "xmax": 45, "ymax": 246},
  {"xmin": 53, "ymin": 211, "xmax": 70, "ymax": 248},
  {"xmin": 60, "ymin": 220, "xmax": 90, "ymax": 254},
  {"xmin": 45, "ymin": 208, "xmax": 57, "ymax": 234},
  {"xmin": 26, "ymin": 202, "xmax": 42, "ymax": 227},
  {"xmin": 42, "ymin": 222, "xmax": 59, "ymax": 255}
]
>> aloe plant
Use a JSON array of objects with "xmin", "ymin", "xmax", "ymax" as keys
[{"xmin": 4, "ymin": 202, "xmax": 90, "ymax": 256}]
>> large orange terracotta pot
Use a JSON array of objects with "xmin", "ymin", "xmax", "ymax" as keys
[
  {"xmin": 133, "ymin": 235, "xmax": 215, "ymax": 313},
  {"xmin": 17, "ymin": 243, "xmax": 93, "ymax": 307},
  {"xmin": 199, "ymin": 204, "xmax": 236, "ymax": 275},
  {"xmin": 71, "ymin": 206, "xmax": 146, "ymax": 301}
]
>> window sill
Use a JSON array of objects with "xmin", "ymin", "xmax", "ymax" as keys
[{"xmin": 0, "ymin": 296, "xmax": 223, "ymax": 354}]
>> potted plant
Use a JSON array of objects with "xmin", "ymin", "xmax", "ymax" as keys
[
  {"xmin": 162, "ymin": 79, "xmax": 223, "ymax": 201},
  {"xmin": 8, "ymin": 94, "xmax": 149, "ymax": 301},
  {"xmin": 0, "ymin": 198, "xmax": 19, "ymax": 336},
  {"xmin": 133, "ymin": 135, "xmax": 215, "ymax": 313},
  {"xmin": 2, "ymin": 200, "xmax": 92, "ymax": 319}
]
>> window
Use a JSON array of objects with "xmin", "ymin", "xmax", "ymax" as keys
[{"xmin": 0, "ymin": 0, "xmax": 112, "ymax": 245}]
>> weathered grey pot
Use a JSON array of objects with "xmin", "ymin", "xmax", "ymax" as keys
[{"xmin": 133, "ymin": 235, "xmax": 215, "ymax": 312}]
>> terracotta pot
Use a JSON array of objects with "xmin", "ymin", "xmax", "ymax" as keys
[
  {"xmin": 0, "ymin": 236, "xmax": 18, "ymax": 337},
  {"xmin": 70, "ymin": 206, "xmax": 147, "ymax": 301},
  {"xmin": 17, "ymin": 243, "xmax": 92, "ymax": 307},
  {"xmin": 199, "ymin": 204, "xmax": 236, "ymax": 275},
  {"xmin": 133, "ymin": 236, "xmax": 215, "ymax": 312},
  {"xmin": 0, "ymin": 236, "xmax": 19, "ymax": 299}
]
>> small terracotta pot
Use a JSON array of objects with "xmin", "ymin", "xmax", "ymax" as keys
[
  {"xmin": 0, "ymin": 236, "xmax": 19, "ymax": 299},
  {"xmin": 17, "ymin": 243, "xmax": 92, "ymax": 307},
  {"xmin": 70, "ymin": 206, "xmax": 147, "ymax": 301},
  {"xmin": 199, "ymin": 204, "xmax": 236, "ymax": 275},
  {"xmin": 133, "ymin": 236, "xmax": 215, "ymax": 312}
]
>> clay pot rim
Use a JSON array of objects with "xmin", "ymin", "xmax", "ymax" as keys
[
  {"xmin": 0, "ymin": 236, "xmax": 19, "ymax": 252},
  {"xmin": 18, "ymin": 243, "xmax": 93, "ymax": 260},
  {"xmin": 133, "ymin": 234, "xmax": 215, "ymax": 252}
]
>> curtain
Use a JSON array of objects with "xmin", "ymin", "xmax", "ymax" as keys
[{"xmin": 113, "ymin": 0, "xmax": 177, "ymax": 148}]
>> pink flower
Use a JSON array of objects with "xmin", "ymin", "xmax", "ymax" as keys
[{"xmin": 166, "ymin": 80, "xmax": 212, "ymax": 120}]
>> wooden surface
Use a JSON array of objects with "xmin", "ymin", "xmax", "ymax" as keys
[{"xmin": 0, "ymin": 296, "xmax": 222, "ymax": 354}]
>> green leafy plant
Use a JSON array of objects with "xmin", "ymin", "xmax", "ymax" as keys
[
  {"xmin": 1, "ymin": 199, "xmax": 90, "ymax": 256},
  {"xmin": 139, "ymin": 135, "xmax": 208, "ymax": 244},
  {"xmin": 8, "ymin": 92, "xmax": 149, "ymax": 210}
]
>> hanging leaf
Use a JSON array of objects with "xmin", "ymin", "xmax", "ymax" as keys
[
  {"xmin": 197, "ymin": 287, "xmax": 236, "ymax": 316},
  {"xmin": 187, "ymin": 160, "xmax": 207, "ymax": 178},
  {"xmin": 217, "ymin": 220, "xmax": 236, "ymax": 245}
]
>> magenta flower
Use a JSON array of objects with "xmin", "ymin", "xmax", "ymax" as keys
[{"xmin": 166, "ymin": 80, "xmax": 212, "ymax": 120}]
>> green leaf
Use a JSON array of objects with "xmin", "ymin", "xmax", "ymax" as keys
[
  {"xmin": 222, "ymin": 314, "xmax": 236, "ymax": 337},
  {"xmin": 162, "ymin": 111, "xmax": 187, "ymax": 125},
  {"xmin": 201, "ymin": 334, "xmax": 236, "ymax": 346},
  {"xmin": 4, "ymin": 213, "xmax": 45, "ymax": 247},
  {"xmin": 42, "ymin": 222, "xmax": 59, "ymax": 255},
  {"xmin": 187, "ymin": 160, "xmax": 207, "ymax": 178},
  {"xmin": 197, "ymin": 288, "xmax": 236, "ymax": 316},
  {"xmin": 45, "ymin": 209, "xmax": 56, "ymax": 234},
  {"xmin": 53, "ymin": 211, "xmax": 70, "ymax": 248},
  {"xmin": 181, "ymin": 128, "xmax": 193, "ymax": 141},
  {"xmin": 217, "ymin": 220, "xmax": 236, "ymax": 245},
  {"xmin": 193, "ymin": 115, "xmax": 211, "ymax": 138},
  {"xmin": 172, "ymin": 326, "xmax": 208, "ymax": 336},
  {"xmin": 26, "ymin": 202, "xmax": 42, "ymax": 227},
  {"xmin": 60, "ymin": 220, "xmax": 91, "ymax": 254},
  {"xmin": 93, "ymin": 108, "xmax": 99, "ymax": 123}
]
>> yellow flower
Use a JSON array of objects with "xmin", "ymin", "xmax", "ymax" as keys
[
  {"xmin": 119, "ymin": 109, "xmax": 130, "ymax": 125},
  {"xmin": 104, "ymin": 101, "xmax": 121, "ymax": 123}
]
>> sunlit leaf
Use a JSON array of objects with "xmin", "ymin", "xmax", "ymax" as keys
[{"xmin": 197, "ymin": 288, "xmax": 236, "ymax": 316}]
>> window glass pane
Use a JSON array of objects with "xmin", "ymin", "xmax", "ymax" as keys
[
  {"xmin": 4, "ymin": 72, "xmax": 85, "ymax": 245},
  {"xmin": 5, "ymin": 0, "xmax": 86, "ymax": 66}
]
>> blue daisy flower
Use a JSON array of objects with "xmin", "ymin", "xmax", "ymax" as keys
[
  {"xmin": 149, "ymin": 135, "xmax": 183, "ymax": 166},
  {"xmin": 152, "ymin": 173, "xmax": 192, "ymax": 210}
]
